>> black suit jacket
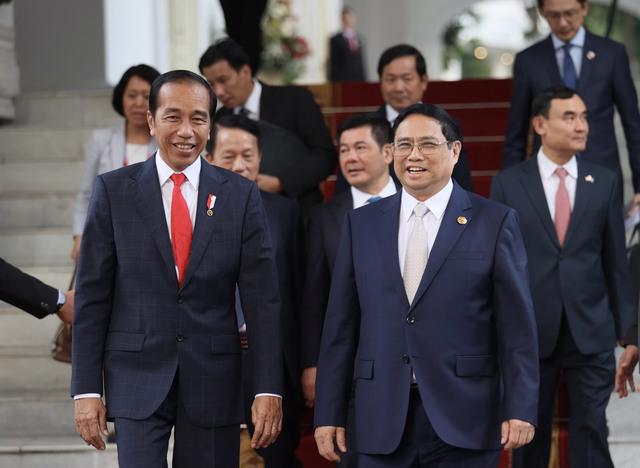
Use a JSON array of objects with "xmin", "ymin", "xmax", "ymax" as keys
[
  {"xmin": 216, "ymin": 83, "xmax": 337, "ymax": 208},
  {"xmin": 334, "ymin": 105, "xmax": 474, "ymax": 193},
  {"xmin": 0, "ymin": 258, "xmax": 59, "ymax": 319},
  {"xmin": 329, "ymin": 32, "xmax": 365, "ymax": 82},
  {"xmin": 300, "ymin": 191, "xmax": 352, "ymax": 368},
  {"xmin": 502, "ymin": 30, "xmax": 640, "ymax": 191},
  {"xmin": 491, "ymin": 157, "xmax": 635, "ymax": 357}
]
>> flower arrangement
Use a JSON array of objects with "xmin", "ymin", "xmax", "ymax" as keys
[{"xmin": 261, "ymin": 0, "xmax": 310, "ymax": 84}]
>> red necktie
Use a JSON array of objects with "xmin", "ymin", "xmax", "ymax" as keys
[
  {"xmin": 554, "ymin": 167, "xmax": 571, "ymax": 246},
  {"xmin": 170, "ymin": 173, "xmax": 192, "ymax": 286}
]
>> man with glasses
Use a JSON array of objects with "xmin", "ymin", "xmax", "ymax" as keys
[
  {"xmin": 502, "ymin": 0, "xmax": 640, "ymax": 209},
  {"xmin": 314, "ymin": 103, "xmax": 539, "ymax": 467}
]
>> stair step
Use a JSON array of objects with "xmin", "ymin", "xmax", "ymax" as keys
[
  {"xmin": 0, "ymin": 306, "xmax": 68, "ymax": 348},
  {"xmin": 14, "ymin": 89, "xmax": 120, "ymax": 128},
  {"xmin": 0, "ymin": 227, "xmax": 74, "ymax": 267},
  {"xmin": 0, "ymin": 127, "xmax": 90, "ymax": 163},
  {"xmin": 0, "ymin": 162, "xmax": 83, "ymax": 196},
  {"xmin": 0, "ymin": 193, "xmax": 75, "ymax": 229},
  {"xmin": 0, "ymin": 391, "xmax": 75, "ymax": 437},
  {"xmin": 0, "ymin": 437, "xmax": 119, "ymax": 468},
  {"xmin": 0, "ymin": 347, "xmax": 71, "ymax": 393}
]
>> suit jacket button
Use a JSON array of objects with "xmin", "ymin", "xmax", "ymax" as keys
[
  {"xmin": 402, "ymin": 355, "xmax": 410, "ymax": 364},
  {"xmin": 40, "ymin": 302, "xmax": 49, "ymax": 309},
  {"xmin": 176, "ymin": 335, "xmax": 184, "ymax": 342},
  {"xmin": 177, "ymin": 296, "xmax": 184, "ymax": 304},
  {"xmin": 406, "ymin": 315, "xmax": 416, "ymax": 324}
]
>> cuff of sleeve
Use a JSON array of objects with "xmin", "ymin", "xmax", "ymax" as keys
[
  {"xmin": 254, "ymin": 393, "xmax": 282, "ymax": 399},
  {"xmin": 73, "ymin": 393, "xmax": 102, "ymax": 400}
]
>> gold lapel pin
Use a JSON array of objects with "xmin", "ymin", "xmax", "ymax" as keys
[
  {"xmin": 207, "ymin": 209, "xmax": 214, "ymax": 216},
  {"xmin": 585, "ymin": 175, "xmax": 594, "ymax": 183},
  {"xmin": 457, "ymin": 216, "xmax": 468, "ymax": 225},
  {"xmin": 586, "ymin": 50, "xmax": 596, "ymax": 60}
]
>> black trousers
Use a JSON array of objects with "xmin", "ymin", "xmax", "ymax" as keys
[
  {"xmin": 359, "ymin": 387, "xmax": 501, "ymax": 468},
  {"xmin": 512, "ymin": 318, "xmax": 615, "ymax": 468},
  {"xmin": 114, "ymin": 372, "xmax": 239, "ymax": 468}
]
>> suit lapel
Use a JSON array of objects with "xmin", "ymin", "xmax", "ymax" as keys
[
  {"xmin": 521, "ymin": 158, "xmax": 560, "ymax": 249},
  {"xmin": 376, "ymin": 192, "xmax": 408, "ymax": 307},
  {"xmin": 410, "ymin": 184, "xmax": 471, "ymax": 309},
  {"xmin": 542, "ymin": 36, "xmax": 562, "ymax": 84},
  {"xmin": 563, "ymin": 161, "xmax": 592, "ymax": 247},
  {"xmin": 133, "ymin": 155, "xmax": 177, "ymax": 282},
  {"xmin": 258, "ymin": 82, "xmax": 273, "ymax": 121},
  {"xmin": 576, "ymin": 31, "xmax": 595, "ymax": 96},
  {"xmin": 181, "ymin": 160, "xmax": 229, "ymax": 289},
  {"xmin": 330, "ymin": 192, "xmax": 352, "ymax": 227}
]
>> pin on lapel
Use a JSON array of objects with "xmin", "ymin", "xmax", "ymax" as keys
[
  {"xmin": 585, "ymin": 175, "xmax": 594, "ymax": 183},
  {"xmin": 457, "ymin": 216, "xmax": 468, "ymax": 225},
  {"xmin": 586, "ymin": 50, "xmax": 596, "ymax": 60},
  {"xmin": 206, "ymin": 194, "xmax": 217, "ymax": 216}
]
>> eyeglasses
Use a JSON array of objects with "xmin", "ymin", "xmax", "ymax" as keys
[
  {"xmin": 393, "ymin": 140, "xmax": 451, "ymax": 158},
  {"xmin": 542, "ymin": 8, "xmax": 583, "ymax": 22}
]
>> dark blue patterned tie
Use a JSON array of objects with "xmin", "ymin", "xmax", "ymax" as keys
[
  {"xmin": 367, "ymin": 196, "xmax": 382, "ymax": 204},
  {"xmin": 562, "ymin": 43, "xmax": 577, "ymax": 89}
]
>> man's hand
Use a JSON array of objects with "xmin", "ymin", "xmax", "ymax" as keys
[
  {"xmin": 70, "ymin": 235, "xmax": 82, "ymax": 263},
  {"xmin": 256, "ymin": 174, "xmax": 283, "ymax": 193},
  {"xmin": 251, "ymin": 395, "xmax": 282, "ymax": 449},
  {"xmin": 301, "ymin": 367, "xmax": 317, "ymax": 408},
  {"xmin": 315, "ymin": 426, "xmax": 347, "ymax": 462},
  {"xmin": 501, "ymin": 419, "xmax": 534, "ymax": 449},
  {"xmin": 74, "ymin": 397, "xmax": 108, "ymax": 450},
  {"xmin": 628, "ymin": 194, "xmax": 640, "ymax": 215},
  {"xmin": 56, "ymin": 290, "xmax": 74, "ymax": 324},
  {"xmin": 615, "ymin": 345, "xmax": 639, "ymax": 398}
]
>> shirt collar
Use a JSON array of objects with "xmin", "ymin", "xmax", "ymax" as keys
[
  {"xmin": 235, "ymin": 79, "xmax": 261, "ymax": 117},
  {"xmin": 156, "ymin": 152, "xmax": 201, "ymax": 191},
  {"xmin": 401, "ymin": 179, "xmax": 453, "ymax": 223},
  {"xmin": 350, "ymin": 176, "xmax": 397, "ymax": 209},
  {"xmin": 385, "ymin": 104, "xmax": 399, "ymax": 125},
  {"xmin": 551, "ymin": 26, "xmax": 585, "ymax": 49},
  {"xmin": 537, "ymin": 148, "xmax": 577, "ymax": 181}
]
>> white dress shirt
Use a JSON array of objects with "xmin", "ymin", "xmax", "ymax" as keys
[
  {"xmin": 351, "ymin": 176, "xmax": 397, "ymax": 209},
  {"xmin": 552, "ymin": 26, "xmax": 585, "ymax": 79},
  {"xmin": 537, "ymin": 149, "xmax": 577, "ymax": 220},
  {"xmin": 398, "ymin": 180, "xmax": 453, "ymax": 275},
  {"xmin": 385, "ymin": 104, "xmax": 400, "ymax": 125},
  {"xmin": 234, "ymin": 79, "xmax": 262, "ymax": 120}
]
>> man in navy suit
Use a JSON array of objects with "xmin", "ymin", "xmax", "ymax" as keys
[
  {"xmin": 206, "ymin": 114, "xmax": 303, "ymax": 468},
  {"xmin": 199, "ymin": 38, "xmax": 336, "ymax": 209},
  {"xmin": 492, "ymin": 86, "xmax": 635, "ymax": 468},
  {"xmin": 502, "ymin": 0, "xmax": 640, "ymax": 207},
  {"xmin": 71, "ymin": 70, "xmax": 283, "ymax": 468},
  {"xmin": 314, "ymin": 103, "xmax": 539, "ymax": 467},
  {"xmin": 328, "ymin": 6, "xmax": 366, "ymax": 82}
]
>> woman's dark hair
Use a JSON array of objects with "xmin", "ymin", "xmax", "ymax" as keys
[{"xmin": 112, "ymin": 64, "xmax": 161, "ymax": 117}]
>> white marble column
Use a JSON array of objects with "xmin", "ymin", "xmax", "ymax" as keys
[{"xmin": 0, "ymin": 2, "xmax": 19, "ymax": 120}]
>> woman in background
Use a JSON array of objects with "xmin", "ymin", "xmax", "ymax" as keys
[{"xmin": 71, "ymin": 64, "xmax": 160, "ymax": 261}]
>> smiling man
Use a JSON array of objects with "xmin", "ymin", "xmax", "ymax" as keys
[
  {"xmin": 314, "ymin": 103, "xmax": 539, "ymax": 468},
  {"xmin": 71, "ymin": 70, "xmax": 283, "ymax": 468},
  {"xmin": 492, "ymin": 86, "xmax": 635, "ymax": 468},
  {"xmin": 502, "ymin": 0, "xmax": 640, "ymax": 209}
]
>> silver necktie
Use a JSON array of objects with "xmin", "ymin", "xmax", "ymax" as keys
[{"xmin": 403, "ymin": 203, "xmax": 429, "ymax": 304}]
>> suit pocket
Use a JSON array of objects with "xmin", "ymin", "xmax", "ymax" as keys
[
  {"xmin": 447, "ymin": 251, "xmax": 486, "ymax": 260},
  {"xmin": 104, "ymin": 332, "xmax": 145, "ymax": 351},
  {"xmin": 355, "ymin": 359, "xmax": 374, "ymax": 380},
  {"xmin": 455, "ymin": 355, "xmax": 496, "ymax": 377},
  {"xmin": 210, "ymin": 334, "xmax": 241, "ymax": 354}
]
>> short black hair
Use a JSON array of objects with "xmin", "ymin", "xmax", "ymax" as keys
[
  {"xmin": 377, "ymin": 44, "xmax": 427, "ymax": 78},
  {"xmin": 537, "ymin": 0, "xmax": 586, "ymax": 9},
  {"xmin": 392, "ymin": 103, "xmax": 462, "ymax": 143},
  {"xmin": 112, "ymin": 64, "xmax": 160, "ymax": 117},
  {"xmin": 148, "ymin": 70, "xmax": 217, "ymax": 118},
  {"xmin": 337, "ymin": 114, "xmax": 391, "ymax": 149},
  {"xmin": 207, "ymin": 114, "xmax": 261, "ymax": 154},
  {"xmin": 531, "ymin": 86, "xmax": 579, "ymax": 118},
  {"xmin": 199, "ymin": 38, "xmax": 252, "ymax": 75}
]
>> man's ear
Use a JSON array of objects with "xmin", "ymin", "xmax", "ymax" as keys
[
  {"xmin": 532, "ymin": 115, "xmax": 546, "ymax": 137},
  {"xmin": 147, "ymin": 110, "xmax": 156, "ymax": 136},
  {"xmin": 382, "ymin": 143, "xmax": 393, "ymax": 165}
]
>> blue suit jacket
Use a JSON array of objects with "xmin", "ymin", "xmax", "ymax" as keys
[
  {"xmin": 71, "ymin": 155, "xmax": 282, "ymax": 427},
  {"xmin": 314, "ymin": 183, "xmax": 539, "ymax": 453},
  {"xmin": 491, "ymin": 157, "xmax": 635, "ymax": 358},
  {"xmin": 502, "ymin": 31, "xmax": 640, "ymax": 191}
]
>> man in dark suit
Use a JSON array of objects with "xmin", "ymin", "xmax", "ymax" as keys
[
  {"xmin": 71, "ymin": 70, "xmax": 283, "ymax": 468},
  {"xmin": 491, "ymin": 86, "xmax": 635, "ymax": 468},
  {"xmin": 206, "ymin": 114, "xmax": 303, "ymax": 468},
  {"xmin": 199, "ymin": 38, "xmax": 336, "ymax": 208},
  {"xmin": 502, "ymin": 0, "xmax": 640, "ymax": 208},
  {"xmin": 0, "ymin": 257, "xmax": 73, "ymax": 323},
  {"xmin": 328, "ymin": 6, "xmax": 366, "ymax": 82},
  {"xmin": 315, "ymin": 103, "xmax": 539, "ymax": 467},
  {"xmin": 369, "ymin": 44, "xmax": 473, "ymax": 192}
]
